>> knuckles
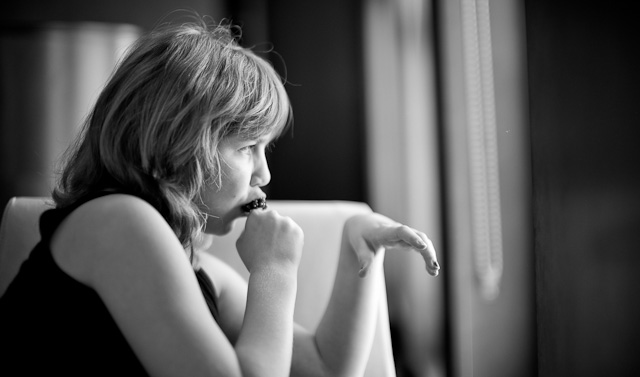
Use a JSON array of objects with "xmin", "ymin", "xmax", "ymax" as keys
[
  {"xmin": 250, "ymin": 210, "xmax": 303, "ymax": 237},
  {"xmin": 241, "ymin": 210, "xmax": 304, "ymax": 263}
]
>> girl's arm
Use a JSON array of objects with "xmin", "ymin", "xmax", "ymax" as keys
[
  {"xmin": 232, "ymin": 209, "xmax": 303, "ymax": 377},
  {"xmin": 291, "ymin": 213, "xmax": 440, "ymax": 377},
  {"xmin": 54, "ymin": 195, "xmax": 301, "ymax": 377}
]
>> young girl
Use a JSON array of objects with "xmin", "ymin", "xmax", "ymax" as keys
[{"xmin": 0, "ymin": 16, "xmax": 439, "ymax": 377}]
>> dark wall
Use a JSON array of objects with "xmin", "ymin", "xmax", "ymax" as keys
[
  {"xmin": 1, "ymin": 0, "xmax": 221, "ymax": 31},
  {"xmin": 235, "ymin": 0, "xmax": 367, "ymax": 201},
  {"xmin": 525, "ymin": 1, "xmax": 640, "ymax": 376}
]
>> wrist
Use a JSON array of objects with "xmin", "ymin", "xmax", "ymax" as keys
[
  {"xmin": 251, "ymin": 259, "xmax": 299, "ymax": 277},
  {"xmin": 249, "ymin": 264, "xmax": 298, "ymax": 295}
]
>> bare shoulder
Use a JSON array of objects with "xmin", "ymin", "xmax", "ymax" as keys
[
  {"xmin": 71, "ymin": 193, "xmax": 162, "ymax": 224},
  {"xmin": 50, "ymin": 196, "xmax": 242, "ymax": 375},
  {"xmin": 51, "ymin": 194, "xmax": 185, "ymax": 285},
  {"xmin": 55, "ymin": 193, "xmax": 173, "ymax": 245}
]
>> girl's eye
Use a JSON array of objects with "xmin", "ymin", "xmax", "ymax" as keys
[
  {"xmin": 238, "ymin": 140, "xmax": 274, "ymax": 154},
  {"xmin": 239, "ymin": 144, "xmax": 256, "ymax": 153}
]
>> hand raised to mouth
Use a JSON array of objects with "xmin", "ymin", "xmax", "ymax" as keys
[{"xmin": 241, "ymin": 198, "xmax": 267, "ymax": 214}]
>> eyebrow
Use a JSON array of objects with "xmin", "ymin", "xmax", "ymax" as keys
[{"xmin": 253, "ymin": 133, "xmax": 278, "ymax": 144}]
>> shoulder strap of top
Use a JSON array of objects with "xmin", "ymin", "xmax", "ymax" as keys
[{"xmin": 195, "ymin": 268, "xmax": 221, "ymax": 324}]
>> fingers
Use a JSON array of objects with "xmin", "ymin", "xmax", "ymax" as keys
[
  {"xmin": 393, "ymin": 225, "xmax": 440, "ymax": 277},
  {"xmin": 394, "ymin": 225, "xmax": 428, "ymax": 250},
  {"xmin": 346, "ymin": 213, "xmax": 441, "ymax": 278},
  {"xmin": 422, "ymin": 240, "xmax": 440, "ymax": 277}
]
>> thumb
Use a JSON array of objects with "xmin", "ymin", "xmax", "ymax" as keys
[
  {"xmin": 355, "ymin": 238, "xmax": 376, "ymax": 278},
  {"xmin": 358, "ymin": 254, "xmax": 374, "ymax": 277}
]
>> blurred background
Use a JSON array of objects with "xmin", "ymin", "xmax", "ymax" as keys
[{"xmin": 1, "ymin": 0, "xmax": 639, "ymax": 376}]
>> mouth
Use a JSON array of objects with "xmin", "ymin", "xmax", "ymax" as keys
[{"xmin": 241, "ymin": 197, "xmax": 268, "ymax": 214}]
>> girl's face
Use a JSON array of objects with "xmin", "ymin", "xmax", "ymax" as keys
[{"xmin": 199, "ymin": 133, "xmax": 274, "ymax": 235}]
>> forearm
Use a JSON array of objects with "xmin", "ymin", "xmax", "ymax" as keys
[
  {"xmin": 235, "ymin": 266, "xmax": 298, "ymax": 377},
  {"xmin": 313, "ymin": 231, "xmax": 385, "ymax": 377}
]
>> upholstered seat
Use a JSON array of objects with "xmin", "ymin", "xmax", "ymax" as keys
[{"xmin": 0, "ymin": 197, "xmax": 396, "ymax": 376}]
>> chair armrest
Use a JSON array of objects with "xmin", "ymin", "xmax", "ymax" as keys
[{"xmin": 209, "ymin": 200, "xmax": 396, "ymax": 377}]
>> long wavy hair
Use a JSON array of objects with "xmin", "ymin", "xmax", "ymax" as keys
[{"xmin": 53, "ymin": 17, "xmax": 292, "ymax": 258}]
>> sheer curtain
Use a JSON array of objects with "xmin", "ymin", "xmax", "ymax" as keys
[{"xmin": 363, "ymin": 0, "xmax": 446, "ymax": 376}]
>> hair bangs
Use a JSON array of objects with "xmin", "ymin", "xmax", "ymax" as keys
[{"xmin": 229, "ymin": 52, "xmax": 292, "ymax": 141}]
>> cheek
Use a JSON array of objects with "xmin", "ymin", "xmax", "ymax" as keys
[{"xmin": 218, "ymin": 166, "xmax": 247, "ymax": 199}]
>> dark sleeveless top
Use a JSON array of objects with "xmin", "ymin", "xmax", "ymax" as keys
[{"xmin": 0, "ymin": 194, "xmax": 220, "ymax": 376}]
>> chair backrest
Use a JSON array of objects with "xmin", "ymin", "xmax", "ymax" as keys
[
  {"xmin": 0, "ymin": 197, "xmax": 54, "ymax": 296},
  {"xmin": 0, "ymin": 197, "xmax": 396, "ymax": 377}
]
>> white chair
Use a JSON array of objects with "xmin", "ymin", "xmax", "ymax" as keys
[{"xmin": 0, "ymin": 197, "xmax": 396, "ymax": 377}]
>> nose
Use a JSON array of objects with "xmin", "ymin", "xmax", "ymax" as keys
[{"xmin": 250, "ymin": 152, "xmax": 271, "ymax": 187}]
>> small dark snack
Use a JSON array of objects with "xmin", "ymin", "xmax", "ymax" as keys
[{"xmin": 242, "ymin": 198, "xmax": 267, "ymax": 214}]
